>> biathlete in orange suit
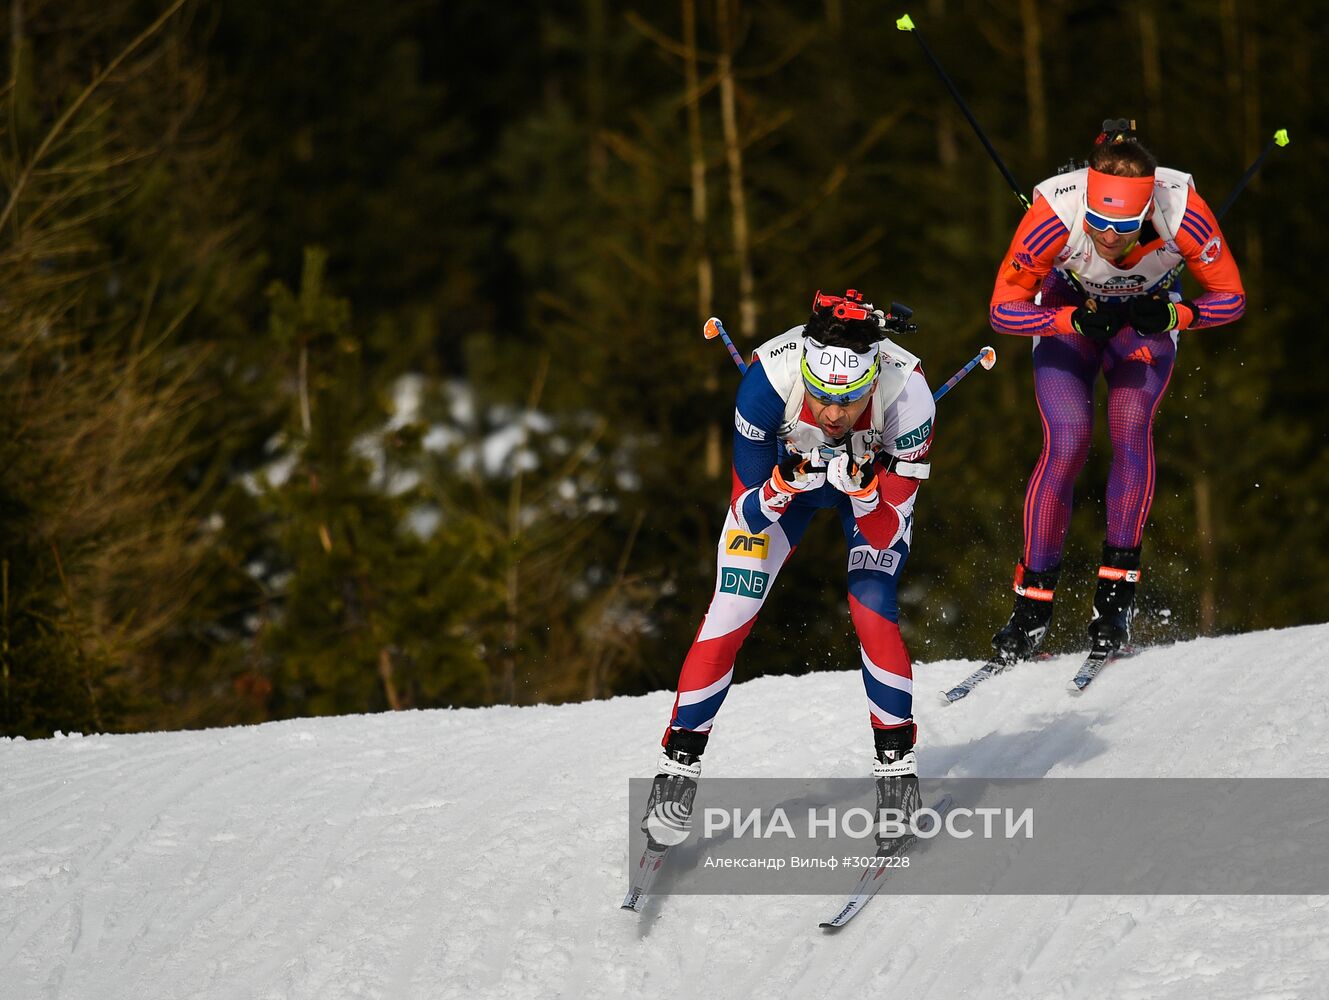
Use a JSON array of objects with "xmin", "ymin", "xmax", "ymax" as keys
[{"xmin": 986, "ymin": 120, "xmax": 1245, "ymax": 662}]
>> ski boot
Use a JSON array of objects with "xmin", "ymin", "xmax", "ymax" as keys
[
  {"xmin": 991, "ymin": 562, "xmax": 1061, "ymax": 665},
  {"xmin": 873, "ymin": 722, "xmax": 920, "ymax": 851},
  {"xmin": 1088, "ymin": 544, "xmax": 1142, "ymax": 654},
  {"xmin": 640, "ymin": 729, "xmax": 708, "ymax": 849}
]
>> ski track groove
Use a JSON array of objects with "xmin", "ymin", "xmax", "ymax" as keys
[{"xmin": 2, "ymin": 626, "xmax": 1329, "ymax": 998}]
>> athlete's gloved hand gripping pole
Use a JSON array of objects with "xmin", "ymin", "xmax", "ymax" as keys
[
  {"xmin": 755, "ymin": 449, "xmax": 827, "ymax": 521},
  {"xmin": 705, "ymin": 311, "xmax": 992, "ymax": 525}
]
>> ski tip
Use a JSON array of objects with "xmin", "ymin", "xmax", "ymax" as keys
[
  {"xmin": 1066, "ymin": 680, "xmax": 1085, "ymax": 696},
  {"xmin": 938, "ymin": 690, "xmax": 958, "ymax": 706}
]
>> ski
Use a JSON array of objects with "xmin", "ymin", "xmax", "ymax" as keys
[
  {"xmin": 1067, "ymin": 643, "xmax": 1139, "ymax": 694},
  {"xmin": 818, "ymin": 794, "xmax": 955, "ymax": 929},
  {"xmin": 621, "ymin": 842, "xmax": 671, "ymax": 911},
  {"xmin": 939, "ymin": 655, "xmax": 1018, "ymax": 705}
]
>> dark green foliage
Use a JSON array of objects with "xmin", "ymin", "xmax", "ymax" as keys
[{"xmin": 3, "ymin": 0, "xmax": 1326, "ymax": 735}]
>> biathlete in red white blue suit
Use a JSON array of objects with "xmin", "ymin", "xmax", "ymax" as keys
[
  {"xmin": 640, "ymin": 290, "xmax": 935, "ymax": 846},
  {"xmin": 987, "ymin": 120, "xmax": 1246, "ymax": 662}
]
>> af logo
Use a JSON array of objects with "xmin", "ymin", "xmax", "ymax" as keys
[
  {"xmin": 725, "ymin": 530, "xmax": 770, "ymax": 560},
  {"xmin": 1199, "ymin": 236, "xmax": 1223, "ymax": 263}
]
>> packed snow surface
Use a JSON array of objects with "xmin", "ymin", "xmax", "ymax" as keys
[{"xmin": 4, "ymin": 625, "xmax": 1329, "ymax": 999}]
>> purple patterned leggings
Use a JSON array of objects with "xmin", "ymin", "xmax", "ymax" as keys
[{"xmin": 1022, "ymin": 326, "xmax": 1177, "ymax": 572}]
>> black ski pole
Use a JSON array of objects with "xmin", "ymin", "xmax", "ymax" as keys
[
  {"xmin": 896, "ymin": 13, "xmax": 1102, "ymax": 299},
  {"xmin": 1214, "ymin": 129, "xmax": 1290, "ymax": 221},
  {"xmin": 900, "ymin": 11, "xmax": 1290, "ymax": 227},
  {"xmin": 896, "ymin": 13, "xmax": 1030, "ymax": 211}
]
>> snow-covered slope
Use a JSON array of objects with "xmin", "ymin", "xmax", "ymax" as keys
[{"xmin": 4, "ymin": 625, "xmax": 1329, "ymax": 1000}]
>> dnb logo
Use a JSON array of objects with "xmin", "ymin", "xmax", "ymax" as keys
[
  {"xmin": 894, "ymin": 417, "xmax": 932, "ymax": 451},
  {"xmin": 849, "ymin": 547, "xmax": 900, "ymax": 575},
  {"xmin": 725, "ymin": 530, "xmax": 770, "ymax": 560},
  {"xmin": 719, "ymin": 567, "xmax": 770, "ymax": 598}
]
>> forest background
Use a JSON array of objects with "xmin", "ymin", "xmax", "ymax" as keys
[{"xmin": 2, "ymin": 0, "xmax": 1324, "ymax": 738}]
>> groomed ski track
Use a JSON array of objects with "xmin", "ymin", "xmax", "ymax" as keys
[{"xmin": 4, "ymin": 624, "xmax": 1328, "ymax": 999}]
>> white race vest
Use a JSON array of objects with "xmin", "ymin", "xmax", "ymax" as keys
[
  {"xmin": 1034, "ymin": 166, "xmax": 1195, "ymax": 301},
  {"xmin": 750, "ymin": 326, "xmax": 922, "ymax": 460}
]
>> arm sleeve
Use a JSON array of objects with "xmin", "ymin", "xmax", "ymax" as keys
[
  {"xmin": 989, "ymin": 197, "xmax": 1078, "ymax": 337},
  {"xmin": 1172, "ymin": 191, "xmax": 1246, "ymax": 330},
  {"xmin": 728, "ymin": 359, "xmax": 787, "ymax": 532},
  {"xmin": 855, "ymin": 368, "xmax": 934, "ymax": 550}
]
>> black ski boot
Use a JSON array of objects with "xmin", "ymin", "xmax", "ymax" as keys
[
  {"xmin": 1088, "ymin": 544, "xmax": 1142, "ymax": 653},
  {"xmin": 873, "ymin": 722, "xmax": 920, "ymax": 850},
  {"xmin": 991, "ymin": 562, "xmax": 1061, "ymax": 664},
  {"xmin": 640, "ymin": 729, "xmax": 708, "ymax": 849}
]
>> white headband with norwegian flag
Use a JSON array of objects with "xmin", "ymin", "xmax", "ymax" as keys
[{"xmin": 801, "ymin": 339, "xmax": 880, "ymax": 402}]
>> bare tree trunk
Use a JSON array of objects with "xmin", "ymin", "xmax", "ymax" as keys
[
  {"xmin": 298, "ymin": 344, "xmax": 312, "ymax": 435},
  {"xmin": 684, "ymin": 1, "xmax": 712, "ymax": 324},
  {"xmin": 2, "ymin": 561, "xmax": 10, "ymax": 727},
  {"xmin": 1219, "ymin": 0, "xmax": 1242, "ymax": 112},
  {"xmin": 586, "ymin": 0, "xmax": 608, "ymax": 185},
  {"xmin": 1138, "ymin": 7, "xmax": 1164, "ymax": 135},
  {"xmin": 500, "ymin": 353, "xmax": 551, "ymax": 704},
  {"xmin": 378, "ymin": 647, "xmax": 402, "ymax": 710},
  {"xmin": 716, "ymin": 0, "xmax": 757, "ymax": 341},
  {"xmin": 1194, "ymin": 474, "xmax": 1217, "ymax": 634},
  {"xmin": 1020, "ymin": 0, "xmax": 1047, "ymax": 164},
  {"xmin": 824, "ymin": 0, "xmax": 841, "ymax": 32},
  {"xmin": 8, "ymin": 0, "xmax": 22, "ymax": 90},
  {"xmin": 502, "ymin": 560, "xmax": 518, "ymax": 703},
  {"xmin": 926, "ymin": 0, "xmax": 955, "ymax": 168},
  {"xmin": 683, "ymin": 0, "xmax": 722, "ymax": 479},
  {"xmin": 1240, "ymin": 24, "xmax": 1262, "ymax": 274},
  {"xmin": 584, "ymin": 510, "xmax": 645, "ymax": 700}
]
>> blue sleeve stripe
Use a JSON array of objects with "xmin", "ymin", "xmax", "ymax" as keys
[
  {"xmin": 995, "ymin": 303, "xmax": 1048, "ymax": 321},
  {"xmin": 1028, "ymin": 221, "xmax": 1068, "ymax": 256},
  {"xmin": 1183, "ymin": 209, "xmax": 1213, "ymax": 239},
  {"xmin": 1022, "ymin": 216, "xmax": 1063, "ymax": 250},
  {"xmin": 992, "ymin": 306, "xmax": 1052, "ymax": 330},
  {"xmin": 1178, "ymin": 219, "xmax": 1207, "ymax": 245}
]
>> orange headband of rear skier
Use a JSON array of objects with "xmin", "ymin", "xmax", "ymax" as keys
[{"xmin": 1085, "ymin": 168, "xmax": 1155, "ymax": 217}]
